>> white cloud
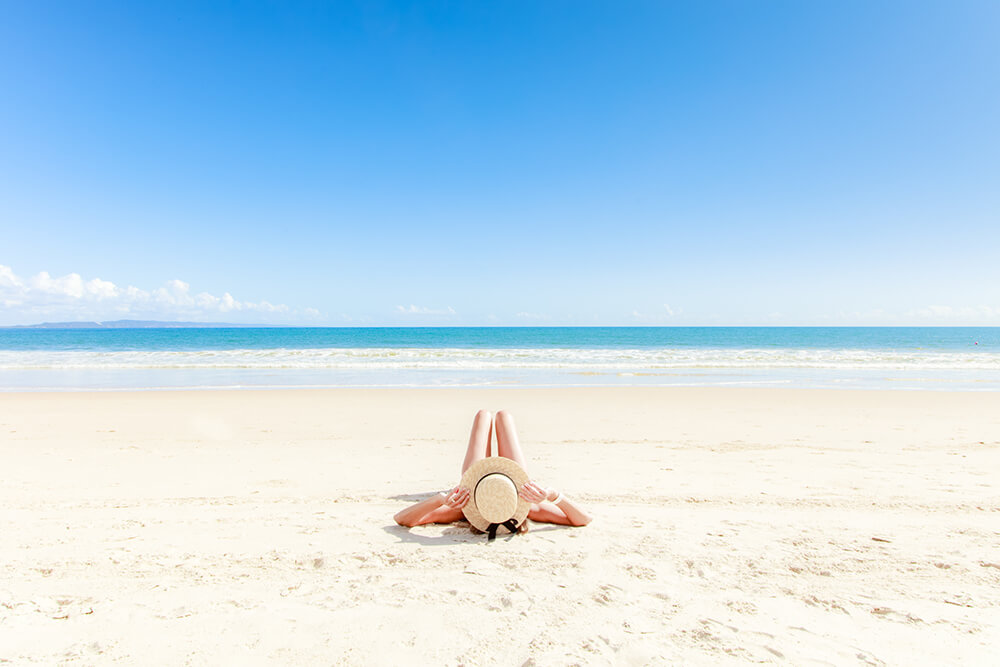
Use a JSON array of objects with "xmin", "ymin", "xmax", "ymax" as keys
[
  {"xmin": 0, "ymin": 264, "xmax": 306, "ymax": 324},
  {"xmin": 906, "ymin": 304, "xmax": 1000, "ymax": 322},
  {"xmin": 630, "ymin": 304, "xmax": 683, "ymax": 323},
  {"xmin": 815, "ymin": 305, "xmax": 1000, "ymax": 325},
  {"xmin": 31, "ymin": 271, "xmax": 85, "ymax": 298},
  {"xmin": 0, "ymin": 265, "xmax": 24, "ymax": 288},
  {"xmin": 220, "ymin": 292, "xmax": 239, "ymax": 312},
  {"xmin": 396, "ymin": 304, "xmax": 456, "ymax": 316},
  {"xmin": 248, "ymin": 300, "xmax": 288, "ymax": 314},
  {"xmin": 87, "ymin": 277, "xmax": 119, "ymax": 300}
]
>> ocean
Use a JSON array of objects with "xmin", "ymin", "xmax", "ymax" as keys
[{"xmin": 1, "ymin": 326, "xmax": 999, "ymax": 391}]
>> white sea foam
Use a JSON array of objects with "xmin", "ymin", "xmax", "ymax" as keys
[{"xmin": 2, "ymin": 347, "xmax": 999, "ymax": 371}]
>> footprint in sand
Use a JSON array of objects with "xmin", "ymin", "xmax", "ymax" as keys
[
  {"xmin": 870, "ymin": 606, "xmax": 923, "ymax": 623},
  {"xmin": 624, "ymin": 563, "xmax": 656, "ymax": 580},
  {"xmin": 592, "ymin": 583, "xmax": 623, "ymax": 605}
]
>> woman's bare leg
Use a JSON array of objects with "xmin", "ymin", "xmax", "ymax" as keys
[
  {"xmin": 461, "ymin": 409, "xmax": 494, "ymax": 474},
  {"xmin": 494, "ymin": 409, "xmax": 529, "ymax": 471}
]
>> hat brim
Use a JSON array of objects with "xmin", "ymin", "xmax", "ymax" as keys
[{"xmin": 459, "ymin": 457, "xmax": 531, "ymax": 533}]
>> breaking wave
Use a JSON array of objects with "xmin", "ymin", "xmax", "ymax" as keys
[{"xmin": 2, "ymin": 347, "xmax": 999, "ymax": 371}]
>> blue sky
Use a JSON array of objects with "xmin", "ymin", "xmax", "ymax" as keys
[{"xmin": 1, "ymin": 1, "xmax": 999, "ymax": 325}]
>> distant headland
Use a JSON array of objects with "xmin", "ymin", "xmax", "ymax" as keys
[{"xmin": 2, "ymin": 320, "xmax": 264, "ymax": 329}]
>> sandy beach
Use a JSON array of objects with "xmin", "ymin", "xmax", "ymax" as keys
[{"xmin": 1, "ymin": 387, "xmax": 998, "ymax": 664}]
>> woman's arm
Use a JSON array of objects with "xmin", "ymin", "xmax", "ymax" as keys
[
  {"xmin": 520, "ymin": 482, "xmax": 592, "ymax": 526},
  {"xmin": 393, "ymin": 487, "xmax": 469, "ymax": 527}
]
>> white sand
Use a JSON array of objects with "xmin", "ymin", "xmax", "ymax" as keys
[{"xmin": 1, "ymin": 388, "xmax": 998, "ymax": 664}]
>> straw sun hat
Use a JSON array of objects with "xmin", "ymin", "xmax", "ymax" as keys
[{"xmin": 459, "ymin": 456, "xmax": 531, "ymax": 541}]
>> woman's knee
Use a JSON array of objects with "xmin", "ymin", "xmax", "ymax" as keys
[
  {"xmin": 473, "ymin": 409, "xmax": 493, "ymax": 426},
  {"xmin": 494, "ymin": 410, "xmax": 514, "ymax": 431}
]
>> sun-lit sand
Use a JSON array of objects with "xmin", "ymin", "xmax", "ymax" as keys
[{"xmin": 1, "ymin": 388, "xmax": 998, "ymax": 664}]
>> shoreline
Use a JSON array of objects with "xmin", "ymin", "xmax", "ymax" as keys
[
  {"xmin": 4, "ymin": 383, "xmax": 1000, "ymax": 394},
  {"xmin": 4, "ymin": 383, "xmax": 1000, "ymax": 393},
  {"xmin": 4, "ymin": 327, "xmax": 1000, "ymax": 393},
  {"xmin": 4, "ymin": 369, "xmax": 1000, "ymax": 392}
]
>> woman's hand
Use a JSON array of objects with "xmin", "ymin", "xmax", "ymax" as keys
[
  {"xmin": 519, "ymin": 481, "xmax": 551, "ymax": 504},
  {"xmin": 442, "ymin": 486, "xmax": 470, "ymax": 510}
]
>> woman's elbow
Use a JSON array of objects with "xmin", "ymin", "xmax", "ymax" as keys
[
  {"xmin": 393, "ymin": 512, "xmax": 415, "ymax": 527},
  {"xmin": 574, "ymin": 514, "xmax": 593, "ymax": 527}
]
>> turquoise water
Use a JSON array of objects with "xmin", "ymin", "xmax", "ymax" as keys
[
  {"xmin": 1, "ymin": 327, "xmax": 998, "ymax": 391},
  {"xmin": 1, "ymin": 326, "xmax": 997, "ymax": 351}
]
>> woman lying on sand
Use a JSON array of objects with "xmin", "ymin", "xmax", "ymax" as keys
[{"xmin": 394, "ymin": 410, "xmax": 592, "ymax": 532}]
